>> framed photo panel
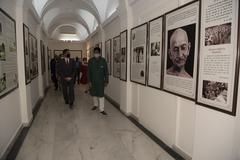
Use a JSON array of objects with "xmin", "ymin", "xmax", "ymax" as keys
[
  {"xmin": 40, "ymin": 40, "xmax": 46, "ymax": 75},
  {"xmin": 29, "ymin": 34, "xmax": 38, "ymax": 79},
  {"xmin": 0, "ymin": 8, "xmax": 18, "ymax": 98},
  {"xmin": 105, "ymin": 39, "xmax": 112, "ymax": 75},
  {"xmin": 130, "ymin": 23, "xmax": 148, "ymax": 85},
  {"xmin": 163, "ymin": 1, "xmax": 200, "ymax": 100},
  {"xmin": 23, "ymin": 23, "xmax": 31, "ymax": 84},
  {"xmin": 196, "ymin": 0, "xmax": 240, "ymax": 116},
  {"xmin": 113, "ymin": 35, "xmax": 121, "ymax": 78},
  {"xmin": 120, "ymin": 30, "xmax": 128, "ymax": 81},
  {"xmin": 147, "ymin": 16, "xmax": 163, "ymax": 89}
]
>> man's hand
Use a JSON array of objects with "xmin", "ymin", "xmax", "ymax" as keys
[{"xmin": 89, "ymin": 82, "xmax": 92, "ymax": 88}]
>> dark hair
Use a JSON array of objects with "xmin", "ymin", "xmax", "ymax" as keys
[
  {"xmin": 63, "ymin": 49, "xmax": 70, "ymax": 54},
  {"xmin": 94, "ymin": 47, "xmax": 101, "ymax": 53}
]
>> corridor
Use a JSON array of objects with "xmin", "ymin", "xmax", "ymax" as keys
[
  {"xmin": 15, "ymin": 86, "xmax": 174, "ymax": 160},
  {"xmin": 1, "ymin": 0, "xmax": 240, "ymax": 159}
]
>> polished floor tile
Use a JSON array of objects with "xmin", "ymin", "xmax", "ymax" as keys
[{"xmin": 16, "ymin": 85, "xmax": 174, "ymax": 160}]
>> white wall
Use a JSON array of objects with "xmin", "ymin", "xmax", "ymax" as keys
[
  {"xmin": 0, "ymin": 0, "xmax": 22, "ymax": 158},
  {"xmin": 49, "ymin": 40, "xmax": 87, "ymax": 58}
]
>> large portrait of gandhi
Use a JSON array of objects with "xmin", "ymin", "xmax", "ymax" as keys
[{"xmin": 167, "ymin": 24, "xmax": 196, "ymax": 78}]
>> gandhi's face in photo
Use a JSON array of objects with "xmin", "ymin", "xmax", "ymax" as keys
[{"xmin": 169, "ymin": 28, "xmax": 191, "ymax": 68}]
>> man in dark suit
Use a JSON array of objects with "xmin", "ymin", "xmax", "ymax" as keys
[{"xmin": 59, "ymin": 49, "xmax": 75, "ymax": 109}]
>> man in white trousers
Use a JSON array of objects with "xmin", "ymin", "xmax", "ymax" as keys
[{"xmin": 88, "ymin": 47, "xmax": 109, "ymax": 115}]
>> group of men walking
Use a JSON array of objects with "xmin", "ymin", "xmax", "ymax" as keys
[{"xmin": 50, "ymin": 47, "xmax": 109, "ymax": 115}]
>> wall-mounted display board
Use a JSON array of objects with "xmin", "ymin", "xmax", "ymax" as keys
[
  {"xmin": 120, "ymin": 30, "xmax": 128, "ymax": 81},
  {"xmin": 196, "ymin": 0, "xmax": 240, "ymax": 116},
  {"xmin": 113, "ymin": 35, "xmax": 121, "ymax": 78},
  {"xmin": 163, "ymin": 1, "xmax": 200, "ymax": 100},
  {"xmin": 147, "ymin": 16, "xmax": 163, "ymax": 89},
  {"xmin": 0, "ymin": 8, "xmax": 18, "ymax": 98},
  {"xmin": 130, "ymin": 23, "xmax": 148, "ymax": 85},
  {"xmin": 47, "ymin": 47, "xmax": 50, "ymax": 70},
  {"xmin": 29, "ymin": 34, "xmax": 38, "ymax": 79},
  {"xmin": 40, "ymin": 40, "xmax": 46, "ymax": 75},
  {"xmin": 23, "ymin": 23, "xmax": 31, "ymax": 84},
  {"xmin": 105, "ymin": 39, "xmax": 112, "ymax": 75}
]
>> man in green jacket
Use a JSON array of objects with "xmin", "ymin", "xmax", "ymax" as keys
[{"xmin": 88, "ymin": 47, "xmax": 109, "ymax": 115}]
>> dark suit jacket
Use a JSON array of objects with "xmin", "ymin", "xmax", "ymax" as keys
[{"xmin": 59, "ymin": 58, "xmax": 76, "ymax": 80}]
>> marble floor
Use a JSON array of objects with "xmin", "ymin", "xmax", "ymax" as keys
[{"xmin": 16, "ymin": 86, "xmax": 175, "ymax": 160}]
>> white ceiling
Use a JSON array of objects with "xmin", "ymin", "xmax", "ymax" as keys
[{"xmin": 31, "ymin": 0, "xmax": 119, "ymax": 41}]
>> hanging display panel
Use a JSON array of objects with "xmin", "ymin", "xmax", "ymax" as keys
[
  {"xmin": 163, "ymin": 1, "xmax": 200, "ymax": 100},
  {"xmin": 113, "ymin": 35, "xmax": 121, "ymax": 78},
  {"xmin": 120, "ymin": 30, "xmax": 128, "ymax": 81},
  {"xmin": 130, "ymin": 23, "xmax": 148, "ymax": 85},
  {"xmin": 23, "ymin": 23, "xmax": 31, "ymax": 84},
  {"xmin": 0, "ymin": 9, "xmax": 18, "ymax": 98},
  {"xmin": 197, "ymin": 0, "xmax": 240, "ymax": 116}
]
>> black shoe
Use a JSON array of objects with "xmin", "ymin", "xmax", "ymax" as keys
[
  {"xmin": 65, "ymin": 101, "xmax": 69, "ymax": 104},
  {"xmin": 100, "ymin": 111, "xmax": 108, "ymax": 116},
  {"xmin": 91, "ymin": 106, "xmax": 97, "ymax": 111}
]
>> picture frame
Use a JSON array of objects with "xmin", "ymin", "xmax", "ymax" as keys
[
  {"xmin": 23, "ymin": 23, "xmax": 31, "ymax": 85},
  {"xmin": 147, "ymin": 16, "xmax": 164, "ymax": 90},
  {"xmin": 113, "ymin": 35, "xmax": 121, "ymax": 78},
  {"xmin": 196, "ymin": 0, "xmax": 240, "ymax": 116},
  {"xmin": 130, "ymin": 23, "xmax": 148, "ymax": 85},
  {"xmin": 105, "ymin": 39, "xmax": 112, "ymax": 75},
  {"xmin": 120, "ymin": 30, "xmax": 128, "ymax": 81}
]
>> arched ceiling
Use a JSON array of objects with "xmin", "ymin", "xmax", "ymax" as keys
[{"xmin": 31, "ymin": 0, "xmax": 119, "ymax": 41}]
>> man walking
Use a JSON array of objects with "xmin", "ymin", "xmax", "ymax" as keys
[
  {"xmin": 59, "ymin": 49, "xmax": 75, "ymax": 109},
  {"xmin": 88, "ymin": 47, "xmax": 109, "ymax": 115}
]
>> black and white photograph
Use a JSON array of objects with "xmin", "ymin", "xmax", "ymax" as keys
[
  {"xmin": 121, "ymin": 48, "xmax": 126, "ymax": 63},
  {"xmin": 163, "ymin": 1, "xmax": 199, "ymax": 100},
  {"xmin": 166, "ymin": 24, "xmax": 196, "ymax": 78},
  {"xmin": 151, "ymin": 42, "xmax": 161, "ymax": 56},
  {"xmin": 30, "ymin": 34, "xmax": 38, "ymax": 79},
  {"xmin": 148, "ymin": 16, "xmax": 163, "ymax": 89},
  {"xmin": 0, "ymin": 73, "xmax": 6, "ymax": 93},
  {"xmin": 202, "ymin": 80, "xmax": 228, "ymax": 104},
  {"xmin": 205, "ymin": 23, "xmax": 231, "ymax": 46},
  {"xmin": 133, "ymin": 46, "xmax": 144, "ymax": 63},
  {"xmin": 0, "ymin": 42, "xmax": 6, "ymax": 61},
  {"xmin": 197, "ymin": 0, "xmax": 239, "ymax": 115},
  {"xmin": 130, "ymin": 23, "xmax": 147, "ymax": 85}
]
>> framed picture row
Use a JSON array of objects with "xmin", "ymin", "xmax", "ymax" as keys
[{"xmin": 106, "ymin": 0, "xmax": 239, "ymax": 116}]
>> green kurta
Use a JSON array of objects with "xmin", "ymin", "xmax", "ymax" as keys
[{"xmin": 88, "ymin": 57, "xmax": 109, "ymax": 97}]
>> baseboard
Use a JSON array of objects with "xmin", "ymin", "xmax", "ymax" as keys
[
  {"xmin": 172, "ymin": 145, "xmax": 192, "ymax": 160},
  {"xmin": 104, "ymin": 94, "xmax": 120, "ymax": 110},
  {"xmin": 104, "ymin": 96, "xmax": 185, "ymax": 160},
  {"xmin": 22, "ymin": 115, "xmax": 33, "ymax": 127},
  {"xmin": 127, "ymin": 115, "xmax": 185, "ymax": 160},
  {"xmin": 0, "ymin": 124, "xmax": 23, "ymax": 160},
  {"xmin": 3, "ymin": 88, "xmax": 50, "ymax": 160}
]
